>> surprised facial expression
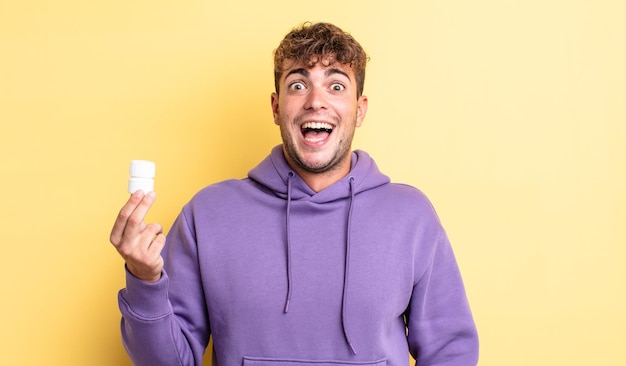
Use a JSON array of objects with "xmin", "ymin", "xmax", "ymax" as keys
[{"xmin": 271, "ymin": 60, "xmax": 368, "ymax": 176}]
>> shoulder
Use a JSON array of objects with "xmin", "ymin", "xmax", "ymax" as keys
[
  {"xmin": 376, "ymin": 182, "xmax": 435, "ymax": 207},
  {"xmin": 193, "ymin": 178, "xmax": 251, "ymax": 197},
  {"xmin": 363, "ymin": 182, "xmax": 444, "ymax": 226},
  {"xmin": 182, "ymin": 178, "xmax": 263, "ymax": 214}
]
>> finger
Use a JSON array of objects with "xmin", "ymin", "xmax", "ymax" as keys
[
  {"xmin": 110, "ymin": 191, "xmax": 145, "ymax": 246},
  {"xmin": 126, "ymin": 233, "xmax": 166, "ymax": 282},
  {"xmin": 148, "ymin": 233, "xmax": 167, "ymax": 257},
  {"xmin": 141, "ymin": 222, "xmax": 164, "ymax": 243},
  {"xmin": 117, "ymin": 224, "xmax": 163, "ymax": 270},
  {"xmin": 121, "ymin": 191, "xmax": 158, "ymax": 239}
]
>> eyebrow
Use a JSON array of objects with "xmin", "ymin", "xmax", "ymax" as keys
[
  {"xmin": 326, "ymin": 67, "xmax": 351, "ymax": 80},
  {"xmin": 284, "ymin": 67, "xmax": 352, "ymax": 81},
  {"xmin": 285, "ymin": 68, "xmax": 309, "ymax": 79}
]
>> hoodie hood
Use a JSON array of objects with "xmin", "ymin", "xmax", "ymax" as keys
[
  {"xmin": 249, "ymin": 145, "xmax": 390, "ymax": 202},
  {"xmin": 248, "ymin": 145, "xmax": 390, "ymax": 355}
]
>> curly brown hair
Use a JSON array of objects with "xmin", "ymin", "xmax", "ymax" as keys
[{"xmin": 273, "ymin": 22, "xmax": 368, "ymax": 97}]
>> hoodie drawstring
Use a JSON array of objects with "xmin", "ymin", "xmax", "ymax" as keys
[
  {"xmin": 284, "ymin": 172, "xmax": 294, "ymax": 313},
  {"xmin": 342, "ymin": 177, "xmax": 357, "ymax": 355},
  {"xmin": 283, "ymin": 173, "xmax": 357, "ymax": 355}
]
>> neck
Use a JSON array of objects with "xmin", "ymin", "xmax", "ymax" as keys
[
  {"xmin": 297, "ymin": 168, "xmax": 348, "ymax": 192},
  {"xmin": 286, "ymin": 155, "xmax": 352, "ymax": 193}
]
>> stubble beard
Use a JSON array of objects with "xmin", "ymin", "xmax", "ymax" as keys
[{"xmin": 279, "ymin": 117, "xmax": 355, "ymax": 175}]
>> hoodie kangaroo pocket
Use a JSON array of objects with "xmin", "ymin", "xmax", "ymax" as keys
[{"xmin": 243, "ymin": 357, "xmax": 387, "ymax": 366}]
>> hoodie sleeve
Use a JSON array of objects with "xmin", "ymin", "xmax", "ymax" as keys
[
  {"xmin": 406, "ymin": 231, "xmax": 479, "ymax": 366},
  {"xmin": 117, "ymin": 208, "xmax": 210, "ymax": 366}
]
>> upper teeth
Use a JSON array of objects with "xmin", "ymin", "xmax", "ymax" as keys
[{"xmin": 302, "ymin": 122, "xmax": 333, "ymax": 130}]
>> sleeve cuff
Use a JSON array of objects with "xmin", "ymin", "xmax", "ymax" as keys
[{"xmin": 119, "ymin": 266, "xmax": 172, "ymax": 319}]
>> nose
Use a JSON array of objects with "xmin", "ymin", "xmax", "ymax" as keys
[{"xmin": 304, "ymin": 86, "xmax": 327, "ymax": 110}]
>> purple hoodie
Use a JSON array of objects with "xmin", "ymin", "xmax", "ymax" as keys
[{"xmin": 118, "ymin": 145, "xmax": 479, "ymax": 366}]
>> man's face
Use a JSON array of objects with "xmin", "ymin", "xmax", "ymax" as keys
[{"xmin": 271, "ymin": 59, "xmax": 368, "ymax": 176}]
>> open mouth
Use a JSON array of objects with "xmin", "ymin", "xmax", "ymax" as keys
[{"xmin": 301, "ymin": 122, "xmax": 333, "ymax": 143}]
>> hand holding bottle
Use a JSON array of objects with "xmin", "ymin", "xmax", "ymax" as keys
[{"xmin": 110, "ymin": 161, "xmax": 164, "ymax": 283}]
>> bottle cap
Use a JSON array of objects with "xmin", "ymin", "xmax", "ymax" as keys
[
  {"xmin": 130, "ymin": 160, "xmax": 155, "ymax": 178},
  {"xmin": 128, "ymin": 160, "xmax": 155, "ymax": 194}
]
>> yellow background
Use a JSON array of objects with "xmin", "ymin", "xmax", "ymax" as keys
[{"xmin": 1, "ymin": 1, "xmax": 624, "ymax": 365}]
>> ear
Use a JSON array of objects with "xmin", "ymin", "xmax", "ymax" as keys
[
  {"xmin": 271, "ymin": 92, "xmax": 280, "ymax": 125},
  {"xmin": 355, "ymin": 95, "xmax": 368, "ymax": 127}
]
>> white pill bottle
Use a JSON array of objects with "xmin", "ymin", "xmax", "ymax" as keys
[{"xmin": 128, "ymin": 160, "xmax": 155, "ymax": 194}]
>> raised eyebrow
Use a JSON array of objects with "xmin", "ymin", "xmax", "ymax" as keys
[
  {"xmin": 284, "ymin": 67, "xmax": 350, "ymax": 81},
  {"xmin": 285, "ymin": 68, "xmax": 309, "ymax": 80},
  {"xmin": 326, "ymin": 68, "xmax": 351, "ymax": 81}
]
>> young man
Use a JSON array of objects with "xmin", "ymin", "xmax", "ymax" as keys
[{"xmin": 110, "ymin": 22, "xmax": 479, "ymax": 366}]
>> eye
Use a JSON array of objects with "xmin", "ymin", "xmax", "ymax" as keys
[
  {"xmin": 288, "ymin": 82, "xmax": 306, "ymax": 91},
  {"xmin": 330, "ymin": 83, "xmax": 345, "ymax": 92}
]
